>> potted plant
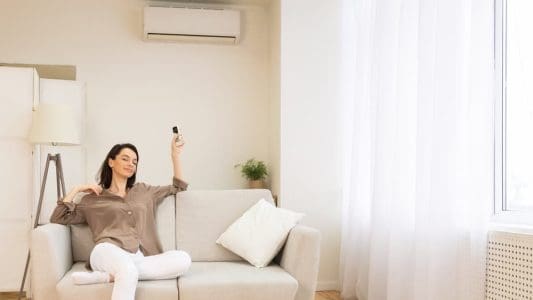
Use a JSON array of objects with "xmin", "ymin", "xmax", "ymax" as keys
[{"xmin": 235, "ymin": 158, "xmax": 268, "ymax": 189}]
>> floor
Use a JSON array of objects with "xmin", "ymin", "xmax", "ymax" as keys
[
  {"xmin": 0, "ymin": 293, "xmax": 24, "ymax": 300},
  {"xmin": 316, "ymin": 290, "xmax": 341, "ymax": 300},
  {"xmin": 1, "ymin": 291, "xmax": 342, "ymax": 300}
]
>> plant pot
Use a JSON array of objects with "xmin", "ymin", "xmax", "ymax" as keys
[{"xmin": 248, "ymin": 180, "xmax": 264, "ymax": 189}]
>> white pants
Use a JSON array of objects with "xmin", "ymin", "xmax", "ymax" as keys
[{"xmin": 90, "ymin": 242, "xmax": 191, "ymax": 300}]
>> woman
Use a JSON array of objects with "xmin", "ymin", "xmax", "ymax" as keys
[{"xmin": 50, "ymin": 133, "xmax": 190, "ymax": 300}]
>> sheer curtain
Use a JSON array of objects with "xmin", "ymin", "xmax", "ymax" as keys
[{"xmin": 339, "ymin": 1, "xmax": 494, "ymax": 300}]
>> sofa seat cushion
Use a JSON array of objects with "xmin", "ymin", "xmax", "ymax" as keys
[
  {"xmin": 178, "ymin": 261, "xmax": 298, "ymax": 300},
  {"xmin": 56, "ymin": 262, "xmax": 178, "ymax": 300}
]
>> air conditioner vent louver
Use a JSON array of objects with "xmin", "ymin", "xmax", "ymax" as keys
[{"xmin": 143, "ymin": 6, "xmax": 241, "ymax": 44}]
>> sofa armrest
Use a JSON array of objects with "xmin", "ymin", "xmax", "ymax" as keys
[
  {"xmin": 280, "ymin": 224, "xmax": 321, "ymax": 300},
  {"xmin": 31, "ymin": 223, "xmax": 72, "ymax": 300}
]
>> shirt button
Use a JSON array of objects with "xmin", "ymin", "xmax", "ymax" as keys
[{"xmin": 127, "ymin": 211, "xmax": 132, "ymax": 215}]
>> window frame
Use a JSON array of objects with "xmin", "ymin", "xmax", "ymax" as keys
[{"xmin": 493, "ymin": 0, "xmax": 533, "ymax": 225}]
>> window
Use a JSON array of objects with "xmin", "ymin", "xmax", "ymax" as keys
[{"xmin": 495, "ymin": 0, "xmax": 533, "ymax": 220}]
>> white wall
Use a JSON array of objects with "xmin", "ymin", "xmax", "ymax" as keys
[
  {"xmin": 0, "ymin": 0, "xmax": 272, "ymax": 190},
  {"xmin": 280, "ymin": 0, "xmax": 343, "ymax": 290}
]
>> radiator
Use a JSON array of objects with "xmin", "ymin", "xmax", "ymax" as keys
[{"xmin": 486, "ymin": 231, "xmax": 533, "ymax": 299}]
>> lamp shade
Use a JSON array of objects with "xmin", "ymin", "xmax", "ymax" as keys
[{"xmin": 28, "ymin": 103, "xmax": 81, "ymax": 146}]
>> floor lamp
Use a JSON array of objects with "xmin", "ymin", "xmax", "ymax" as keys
[{"xmin": 20, "ymin": 103, "xmax": 80, "ymax": 300}]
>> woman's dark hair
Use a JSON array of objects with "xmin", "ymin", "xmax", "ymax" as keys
[{"xmin": 97, "ymin": 143, "xmax": 139, "ymax": 189}]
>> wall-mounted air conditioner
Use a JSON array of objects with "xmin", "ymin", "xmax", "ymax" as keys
[{"xmin": 143, "ymin": 6, "xmax": 241, "ymax": 44}]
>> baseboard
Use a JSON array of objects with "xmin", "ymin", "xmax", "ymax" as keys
[{"xmin": 316, "ymin": 280, "xmax": 340, "ymax": 291}]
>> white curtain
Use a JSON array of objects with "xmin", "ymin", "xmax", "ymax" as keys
[{"xmin": 339, "ymin": 1, "xmax": 494, "ymax": 300}]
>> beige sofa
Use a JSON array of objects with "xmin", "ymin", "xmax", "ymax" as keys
[{"xmin": 31, "ymin": 189, "xmax": 321, "ymax": 300}]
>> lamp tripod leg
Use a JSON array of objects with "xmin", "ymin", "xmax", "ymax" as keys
[
  {"xmin": 56, "ymin": 154, "xmax": 66, "ymax": 197},
  {"xmin": 19, "ymin": 153, "xmax": 65, "ymax": 300},
  {"xmin": 18, "ymin": 251, "xmax": 30, "ymax": 300}
]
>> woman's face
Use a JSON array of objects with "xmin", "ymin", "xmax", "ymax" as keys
[{"xmin": 108, "ymin": 148, "xmax": 138, "ymax": 179}]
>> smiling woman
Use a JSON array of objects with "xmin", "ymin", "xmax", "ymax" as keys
[{"xmin": 48, "ymin": 134, "xmax": 191, "ymax": 300}]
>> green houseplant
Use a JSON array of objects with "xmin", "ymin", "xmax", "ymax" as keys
[{"xmin": 235, "ymin": 158, "xmax": 268, "ymax": 188}]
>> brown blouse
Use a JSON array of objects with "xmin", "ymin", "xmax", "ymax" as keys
[{"xmin": 50, "ymin": 177, "xmax": 188, "ymax": 257}]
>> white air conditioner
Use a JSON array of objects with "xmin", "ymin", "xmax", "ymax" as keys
[{"xmin": 143, "ymin": 6, "xmax": 241, "ymax": 44}]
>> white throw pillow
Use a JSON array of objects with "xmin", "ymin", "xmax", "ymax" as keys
[{"xmin": 216, "ymin": 198, "xmax": 304, "ymax": 267}]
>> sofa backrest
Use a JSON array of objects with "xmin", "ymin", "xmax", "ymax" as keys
[
  {"xmin": 176, "ymin": 189, "xmax": 274, "ymax": 262},
  {"xmin": 70, "ymin": 195, "xmax": 176, "ymax": 262},
  {"xmin": 70, "ymin": 189, "xmax": 274, "ymax": 262}
]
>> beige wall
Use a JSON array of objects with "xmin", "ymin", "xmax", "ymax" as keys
[
  {"xmin": 268, "ymin": 0, "xmax": 281, "ymax": 198},
  {"xmin": 0, "ymin": 0, "xmax": 271, "ymax": 190},
  {"xmin": 0, "ymin": 0, "xmax": 341, "ymax": 290}
]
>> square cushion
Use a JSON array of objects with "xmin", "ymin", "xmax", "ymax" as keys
[
  {"xmin": 56, "ymin": 262, "xmax": 178, "ymax": 300},
  {"xmin": 216, "ymin": 199, "xmax": 304, "ymax": 267},
  {"xmin": 178, "ymin": 261, "xmax": 298, "ymax": 300},
  {"xmin": 176, "ymin": 189, "xmax": 275, "ymax": 261},
  {"xmin": 71, "ymin": 224, "xmax": 93, "ymax": 262}
]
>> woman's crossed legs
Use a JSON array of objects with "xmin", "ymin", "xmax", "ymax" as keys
[{"xmin": 73, "ymin": 242, "xmax": 191, "ymax": 300}]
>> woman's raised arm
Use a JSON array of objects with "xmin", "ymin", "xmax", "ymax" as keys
[
  {"xmin": 171, "ymin": 133, "xmax": 184, "ymax": 181},
  {"xmin": 50, "ymin": 184, "xmax": 101, "ymax": 225}
]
